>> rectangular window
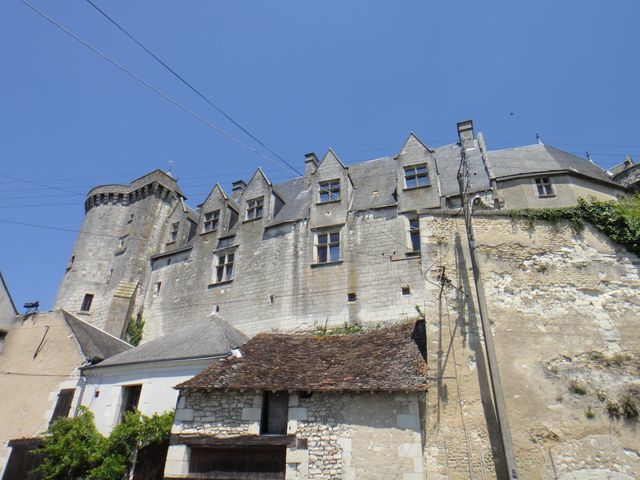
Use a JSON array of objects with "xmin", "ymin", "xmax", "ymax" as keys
[
  {"xmin": 120, "ymin": 384, "xmax": 142, "ymax": 422},
  {"xmin": 246, "ymin": 197, "xmax": 264, "ymax": 220},
  {"xmin": 203, "ymin": 210, "xmax": 220, "ymax": 232},
  {"xmin": 409, "ymin": 218, "xmax": 421, "ymax": 252},
  {"xmin": 215, "ymin": 252, "xmax": 235, "ymax": 283},
  {"xmin": 404, "ymin": 164, "xmax": 429, "ymax": 189},
  {"xmin": 319, "ymin": 179, "xmax": 341, "ymax": 203},
  {"xmin": 50, "ymin": 389, "xmax": 75, "ymax": 424},
  {"xmin": 316, "ymin": 230, "xmax": 340, "ymax": 263},
  {"xmin": 260, "ymin": 391, "xmax": 289, "ymax": 435},
  {"xmin": 80, "ymin": 293, "xmax": 94, "ymax": 312},
  {"xmin": 535, "ymin": 177, "xmax": 554, "ymax": 197},
  {"xmin": 169, "ymin": 222, "xmax": 180, "ymax": 242}
]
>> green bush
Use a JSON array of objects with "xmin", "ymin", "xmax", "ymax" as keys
[{"xmin": 37, "ymin": 407, "xmax": 173, "ymax": 480}]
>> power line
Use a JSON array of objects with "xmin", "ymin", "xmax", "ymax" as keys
[
  {"xmin": 0, "ymin": 219, "xmax": 119, "ymax": 238},
  {"xmin": 19, "ymin": 0, "xmax": 300, "ymax": 178},
  {"xmin": 83, "ymin": 0, "xmax": 302, "ymax": 179},
  {"xmin": 0, "ymin": 173, "xmax": 84, "ymax": 196}
]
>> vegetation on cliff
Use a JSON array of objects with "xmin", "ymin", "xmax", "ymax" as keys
[{"xmin": 510, "ymin": 195, "xmax": 640, "ymax": 256}]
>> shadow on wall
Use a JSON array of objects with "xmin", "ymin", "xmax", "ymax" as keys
[{"xmin": 432, "ymin": 233, "xmax": 509, "ymax": 479}]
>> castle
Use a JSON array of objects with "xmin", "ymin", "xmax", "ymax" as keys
[
  {"xmin": 53, "ymin": 121, "xmax": 632, "ymax": 343},
  {"xmin": 4, "ymin": 121, "xmax": 640, "ymax": 479}
]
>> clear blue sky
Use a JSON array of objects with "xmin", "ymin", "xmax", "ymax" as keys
[{"xmin": 1, "ymin": 0, "xmax": 638, "ymax": 311}]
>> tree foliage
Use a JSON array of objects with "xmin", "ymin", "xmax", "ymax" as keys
[
  {"xmin": 510, "ymin": 195, "xmax": 640, "ymax": 256},
  {"xmin": 37, "ymin": 406, "xmax": 173, "ymax": 480}
]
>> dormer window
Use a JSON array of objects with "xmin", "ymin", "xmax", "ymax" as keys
[
  {"xmin": 319, "ymin": 180, "xmax": 341, "ymax": 203},
  {"xmin": 203, "ymin": 210, "xmax": 220, "ymax": 233},
  {"xmin": 246, "ymin": 197, "xmax": 264, "ymax": 220},
  {"xmin": 169, "ymin": 222, "xmax": 180, "ymax": 243},
  {"xmin": 534, "ymin": 177, "xmax": 554, "ymax": 197},
  {"xmin": 404, "ymin": 164, "xmax": 429, "ymax": 189}
]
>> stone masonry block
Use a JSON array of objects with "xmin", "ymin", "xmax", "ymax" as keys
[
  {"xmin": 396, "ymin": 413, "xmax": 420, "ymax": 431},
  {"xmin": 288, "ymin": 407, "xmax": 308, "ymax": 421},
  {"xmin": 403, "ymin": 474, "xmax": 424, "ymax": 480},
  {"xmin": 398, "ymin": 443, "xmax": 422, "ymax": 458},
  {"xmin": 241, "ymin": 407, "xmax": 262, "ymax": 421},
  {"xmin": 174, "ymin": 408, "xmax": 194, "ymax": 422}
]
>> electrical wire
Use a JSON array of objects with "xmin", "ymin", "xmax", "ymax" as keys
[
  {"xmin": 82, "ymin": 0, "xmax": 302, "ymax": 178},
  {"xmin": 18, "ymin": 0, "xmax": 300, "ymax": 179}
]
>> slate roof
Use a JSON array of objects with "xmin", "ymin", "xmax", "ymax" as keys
[
  {"xmin": 177, "ymin": 321, "xmax": 427, "ymax": 392},
  {"xmin": 88, "ymin": 315, "xmax": 248, "ymax": 369},
  {"xmin": 435, "ymin": 144, "xmax": 491, "ymax": 197},
  {"xmin": 270, "ymin": 176, "xmax": 311, "ymax": 227},
  {"xmin": 487, "ymin": 144, "xmax": 621, "ymax": 187},
  {"xmin": 349, "ymin": 157, "xmax": 399, "ymax": 210},
  {"xmin": 62, "ymin": 311, "xmax": 131, "ymax": 363}
]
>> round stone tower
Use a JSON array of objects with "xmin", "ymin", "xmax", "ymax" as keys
[{"xmin": 54, "ymin": 170, "xmax": 184, "ymax": 337}]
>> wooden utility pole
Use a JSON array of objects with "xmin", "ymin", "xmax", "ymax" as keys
[{"xmin": 456, "ymin": 120, "xmax": 519, "ymax": 479}]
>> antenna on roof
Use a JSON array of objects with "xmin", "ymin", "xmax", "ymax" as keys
[
  {"xmin": 535, "ymin": 133, "xmax": 542, "ymax": 145},
  {"xmin": 167, "ymin": 160, "xmax": 174, "ymax": 177}
]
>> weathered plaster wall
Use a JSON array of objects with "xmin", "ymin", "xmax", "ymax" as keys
[
  {"xmin": 421, "ymin": 215, "xmax": 640, "ymax": 479},
  {"xmin": 168, "ymin": 391, "xmax": 425, "ymax": 480},
  {"xmin": 0, "ymin": 312, "xmax": 83, "ymax": 476},
  {"xmin": 81, "ymin": 359, "xmax": 211, "ymax": 436},
  {"xmin": 496, "ymin": 174, "xmax": 623, "ymax": 209}
]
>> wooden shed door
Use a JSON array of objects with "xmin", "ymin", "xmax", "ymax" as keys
[{"xmin": 189, "ymin": 446, "xmax": 286, "ymax": 480}]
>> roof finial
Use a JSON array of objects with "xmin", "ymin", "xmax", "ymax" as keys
[
  {"xmin": 586, "ymin": 151, "xmax": 592, "ymax": 162},
  {"xmin": 167, "ymin": 160, "xmax": 174, "ymax": 177},
  {"xmin": 536, "ymin": 133, "xmax": 542, "ymax": 145}
]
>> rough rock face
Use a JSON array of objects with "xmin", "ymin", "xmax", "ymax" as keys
[{"xmin": 421, "ymin": 216, "xmax": 640, "ymax": 480}]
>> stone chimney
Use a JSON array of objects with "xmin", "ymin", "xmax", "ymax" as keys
[
  {"xmin": 457, "ymin": 120, "xmax": 475, "ymax": 150},
  {"xmin": 305, "ymin": 152, "xmax": 318, "ymax": 177},
  {"xmin": 231, "ymin": 180, "xmax": 247, "ymax": 201}
]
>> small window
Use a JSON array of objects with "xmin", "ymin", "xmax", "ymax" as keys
[
  {"xmin": 347, "ymin": 292, "xmax": 357, "ymax": 303},
  {"xmin": 203, "ymin": 210, "xmax": 220, "ymax": 233},
  {"xmin": 409, "ymin": 218, "xmax": 421, "ymax": 253},
  {"xmin": 215, "ymin": 252, "xmax": 235, "ymax": 283},
  {"xmin": 246, "ymin": 197, "xmax": 264, "ymax": 220},
  {"xmin": 119, "ymin": 384, "xmax": 142, "ymax": 422},
  {"xmin": 535, "ymin": 177, "xmax": 554, "ymax": 197},
  {"xmin": 80, "ymin": 293, "xmax": 94, "ymax": 312},
  {"xmin": 154, "ymin": 282, "xmax": 162, "ymax": 297},
  {"xmin": 404, "ymin": 164, "xmax": 429, "ymax": 189},
  {"xmin": 402, "ymin": 286, "xmax": 411, "ymax": 296},
  {"xmin": 319, "ymin": 180, "xmax": 341, "ymax": 203},
  {"xmin": 316, "ymin": 230, "xmax": 340, "ymax": 263},
  {"xmin": 169, "ymin": 222, "xmax": 180, "ymax": 242},
  {"xmin": 50, "ymin": 389, "xmax": 75, "ymax": 424},
  {"xmin": 261, "ymin": 391, "xmax": 289, "ymax": 435}
]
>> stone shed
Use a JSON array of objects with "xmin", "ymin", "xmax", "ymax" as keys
[{"xmin": 165, "ymin": 320, "xmax": 428, "ymax": 480}]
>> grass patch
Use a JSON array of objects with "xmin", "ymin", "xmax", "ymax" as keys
[{"xmin": 568, "ymin": 380, "xmax": 588, "ymax": 396}]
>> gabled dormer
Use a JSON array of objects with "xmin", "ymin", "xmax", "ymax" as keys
[
  {"xmin": 240, "ymin": 168, "xmax": 282, "ymax": 226},
  {"xmin": 309, "ymin": 149, "xmax": 353, "ymax": 228},
  {"xmin": 198, "ymin": 184, "xmax": 238, "ymax": 238},
  {"xmin": 395, "ymin": 133, "xmax": 441, "ymax": 211},
  {"xmin": 163, "ymin": 199, "xmax": 194, "ymax": 251}
]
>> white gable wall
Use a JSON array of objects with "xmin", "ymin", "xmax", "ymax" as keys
[{"xmin": 81, "ymin": 358, "xmax": 213, "ymax": 436}]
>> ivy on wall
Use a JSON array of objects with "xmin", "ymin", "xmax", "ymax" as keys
[
  {"xmin": 37, "ymin": 407, "xmax": 173, "ymax": 480},
  {"xmin": 510, "ymin": 196, "xmax": 640, "ymax": 256}
]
